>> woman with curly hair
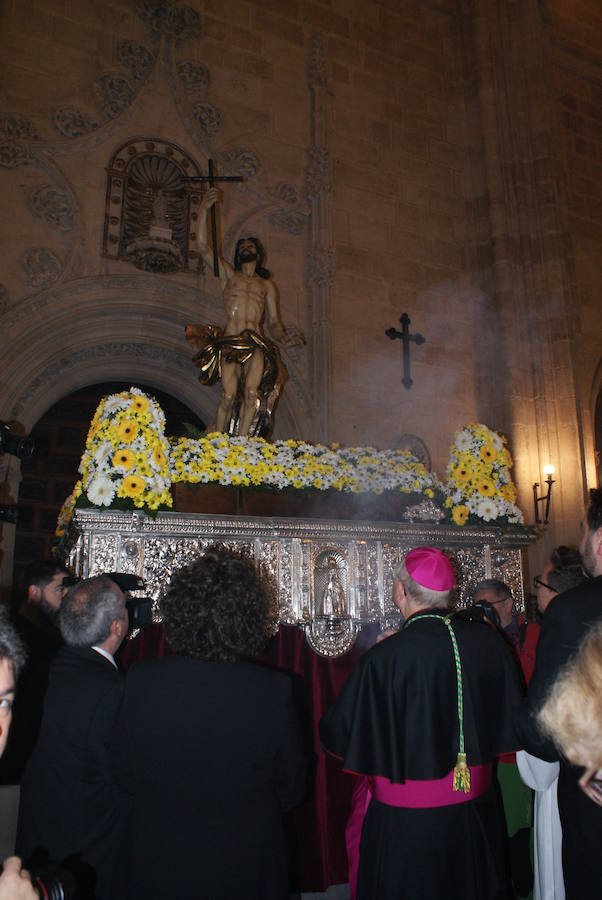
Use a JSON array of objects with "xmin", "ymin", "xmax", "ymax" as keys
[{"xmin": 111, "ymin": 546, "xmax": 306, "ymax": 900}]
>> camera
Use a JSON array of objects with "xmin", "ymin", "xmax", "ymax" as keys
[
  {"xmin": 61, "ymin": 572, "xmax": 154, "ymax": 628},
  {"xmin": 28, "ymin": 854, "xmax": 95, "ymax": 900},
  {"xmin": 0, "ymin": 421, "xmax": 35, "ymax": 461},
  {"xmin": 457, "ymin": 601, "xmax": 502, "ymax": 629}
]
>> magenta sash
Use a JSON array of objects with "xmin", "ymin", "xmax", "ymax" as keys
[{"xmin": 369, "ymin": 763, "xmax": 492, "ymax": 808}]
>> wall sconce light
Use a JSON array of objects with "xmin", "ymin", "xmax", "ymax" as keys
[{"xmin": 533, "ymin": 465, "xmax": 555, "ymax": 525}]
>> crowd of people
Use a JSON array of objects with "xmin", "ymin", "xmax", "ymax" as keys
[{"xmin": 0, "ymin": 489, "xmax": 600, "ymax": 898}]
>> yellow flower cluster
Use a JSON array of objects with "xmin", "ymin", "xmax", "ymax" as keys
[
  {"xmin": 65, "ymin": 388, "xmax": 173, "ymax": 522},
  {"xmin": 55, "ymin": 390, "xmax": 526, "ymax": 540},
  {"xmin": 55, "ymin": 479, "xmax": 83, "ymax": 538},
  {"xmin": 170, "ymin": 434, "xmax": 440, "ymax": 496},
  {"xmin": 445, "ymin": 423, "xmax": 522, "ymax": 525}
]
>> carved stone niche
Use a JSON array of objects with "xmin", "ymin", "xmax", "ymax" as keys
[{"xmin": 103, "ymin": 138, "xmax": 203, "ymax": 273}]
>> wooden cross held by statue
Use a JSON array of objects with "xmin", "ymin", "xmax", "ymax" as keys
[
  {"xmin": 385, "ymin": 313, "xmax": 425, "ymax": 389},
  {"xmin": 181, "ymin": 160, "xmax": 245, "ymax": 276}
]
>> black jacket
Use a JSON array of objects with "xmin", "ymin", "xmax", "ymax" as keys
[
  {"xmin": 110, "ymin": 656, "xmax": 306, "ymax": 900},
  {"xmin": 524, "ymin": 576, "xmax": 602, "ymax": 899},
  {"xmin": 17, "ymin": 646, "xmax": 126, "ymax": 899}
]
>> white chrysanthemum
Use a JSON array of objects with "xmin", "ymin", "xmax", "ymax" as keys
[
  {"xmin": 490, "ymin": 432, "xmax": 503, "ymax": 451},
  {"xmin": 93, "ymin": 441, "xmax": 112, "ymax": 467},
  {"xmin": 148, "ymin": 475, "xmax": 167, "ymax": 494},
  {"xmin": 87, "ymin": 475, "xmax": 115, "ymax": 507},
  {"xmin": 455, "ymin": 430, "xmax": 474, "ymax": 452},
  {"xmin": 477, "ymin": 498, "xmax": 499, "ymax": 522},
  {"xmin": 103, "ymin": 395, "xmax": 129, "ymax": 414},
  {"xmin": 507, "ymin": 504, "xmax": 524, "ymax": 524}
]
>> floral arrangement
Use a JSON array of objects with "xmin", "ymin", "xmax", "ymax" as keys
[
  {"xmin": 56, "ymin": 388, "xmax": 173, "ymax": 537},
  {"xmin": 170, "ymin": 434, "xmax": 441, "ymax": 496},
  {"xmin": 444, "ymin": 423, "xmax": 523, "ymax": 526},
  {"xmin": 56, "ymin": 390, "xmax": 527, "ymax": 538}
]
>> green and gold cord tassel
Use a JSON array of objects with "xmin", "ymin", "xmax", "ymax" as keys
[
  {"xmin": 453, "ymin": 752, "xmax": 471, "ymax": 793},
  {"xmin": 405, "ymin": 613, "xmax": 470, "ymax": 793}
]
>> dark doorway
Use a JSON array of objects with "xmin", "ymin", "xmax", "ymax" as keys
[{"xmin": 13, "ymin": 383, "xmax": 204, "ymax": 586}]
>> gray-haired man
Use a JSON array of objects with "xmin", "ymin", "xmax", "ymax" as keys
[{"xmin": 17, "ymin": 576, "xmax": 128, "ymax": 900}]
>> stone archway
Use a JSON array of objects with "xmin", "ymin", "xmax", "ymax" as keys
[
  {"xmin": 0, "ymin": 273, "xmax": 310, "ymax": 599},
  {"xmin": 1, "ymin": 274, "xmax": 308, "ymax": 438}
]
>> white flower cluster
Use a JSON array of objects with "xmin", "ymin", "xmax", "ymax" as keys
[
  {"xmin": 170, "ymin": 434, "xmax": 441, "ymax": 496},
  {"xmin": 445, "ymin": 423, "xmax": 523, "ymax": 525},
  {"xmin": 78, "ymin": 387, "xmax": 172, "ymax": 511}
]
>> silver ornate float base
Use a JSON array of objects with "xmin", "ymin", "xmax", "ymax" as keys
[{"xmin": 65, "ymin": 509, "xmax": 534, "ymax": 657}]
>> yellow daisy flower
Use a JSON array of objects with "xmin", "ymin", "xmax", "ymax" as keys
[
  {"xmin": 121, "ymin": 475, "xmax": 145, "ymax": 497},
  {"xmin": 477, "ymin": 478, "xmax": 496, "ymax": 497},
  {"xmin": 153, "ymin": 446, "xmax": 167, "ymax": 468},
  {"xmin": 452, "ymin": 505, "xmax": 469, "ymax": 526},
  {"xmin": 117, "ymin": 420, "xmax": 139, "ymax": 443},
  {"xmin": 480, "ymin": 444, "xmax": 497, "ymax": 463},
  {"xmin": 452, "ymin": 462, "xmax": 473, "ymax": 484},
  {"xmin": 131, "ymin": 395, "xmax": 149, "ymax": 413},
  {"xmin": 112, "ymin": 449, "xmax": 136, "ymax": 470}
]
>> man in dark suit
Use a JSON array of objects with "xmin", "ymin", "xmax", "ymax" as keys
[
  {"xmin": 1, "ymin": 560, "xmax": 69, "ymax": 784},
  {"xmin": 111, "ymin": 546, "xmax": 306, "ymax": 900},
  {"xmin": 17, "ymin": 576, "xmax": 129, "ymax": 900},
  {"xmin": 525, "ymin": 488, "xmax": 602, "ymax": 897}
]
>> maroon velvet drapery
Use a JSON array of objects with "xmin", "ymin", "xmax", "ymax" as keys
[
  {"xmin": 261, "ymin": 625, "xmax": 357, "ymax": 891},
  {"xmin": 118, "ymin": 623, "xmax": 356, "ymax": 892}
]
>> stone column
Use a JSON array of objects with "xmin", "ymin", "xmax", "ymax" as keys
[
  {"xmin": 305, "ymin": 33, "xmax": 334, "ymax": 443},
  {"xmin": 460, "ymin": 0, "xmax": 590, "ymax": 566}
]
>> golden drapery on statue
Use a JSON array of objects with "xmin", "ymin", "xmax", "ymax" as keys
[{"xmin": 185, "ymin": 324, "xmax": 289, "ymax": 438}]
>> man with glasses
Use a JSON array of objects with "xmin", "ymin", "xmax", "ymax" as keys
[
  {"xmin": 533, "ymin": 545, "xmax": 584, "ymax": 617},
  {"xmin": 525, "ymin": 489, "xmax": 602, "ymax": 898},
  {"xmin": 473, "ymin": 579, "xmax": 540, "ymax": 684},
  {"xmin": 518, "ymin": 548, "xmax": 584, "ymax": 900}
]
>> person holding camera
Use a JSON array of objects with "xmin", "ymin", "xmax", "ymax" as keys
[{"xmin": 16, "ymin": 576, "xmax": 129, "ymax": 900}]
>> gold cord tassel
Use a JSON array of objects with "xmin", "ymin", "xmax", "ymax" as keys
[{"xmin": 453, "ymin": 752, "xmax": 471, "ymax": 793}]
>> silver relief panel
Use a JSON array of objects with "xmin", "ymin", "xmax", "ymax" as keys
[{"xmin": 65, "ymin": 510, "xmax": 534, "ymax": 657}]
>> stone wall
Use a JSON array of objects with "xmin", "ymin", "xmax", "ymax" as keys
[{"xmin": 1, "ymin": 0, "xmax": 601, "ymax": 592}]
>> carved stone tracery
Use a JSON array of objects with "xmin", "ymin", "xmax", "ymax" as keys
[{"xmin": 103, "ymin": 138, "xmax": 203, "ymax": 273}]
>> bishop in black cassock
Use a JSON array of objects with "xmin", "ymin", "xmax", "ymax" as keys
[{"xmin": 320, "ymin": 547, "xmax": 524, "ymax": 900}]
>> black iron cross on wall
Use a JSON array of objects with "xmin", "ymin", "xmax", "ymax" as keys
[
  {"xmin": 181, "ymin": 160, "xmax": 245, "ymax": 275},
  {"xmin": 385, "ymin": 313, "xmax": 425, "ymax": 389}
]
